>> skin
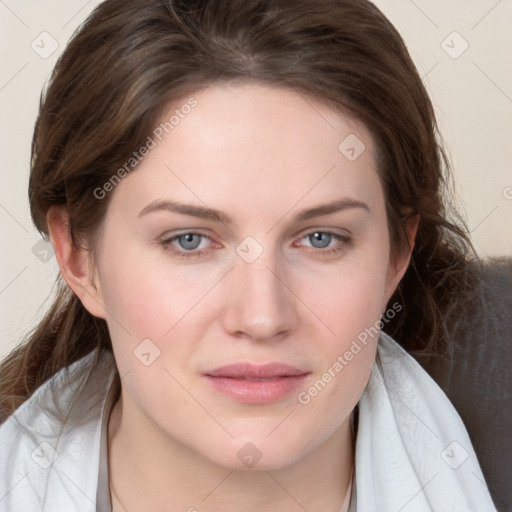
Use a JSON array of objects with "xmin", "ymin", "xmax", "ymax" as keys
[{"xmin": 48, "ymin": 82, "xmax": 419, "ymax": 511}]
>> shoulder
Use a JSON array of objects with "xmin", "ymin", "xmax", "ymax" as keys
[{"xmin": 0, "ymin": 349, "xmax": 116, "ymax": 510}]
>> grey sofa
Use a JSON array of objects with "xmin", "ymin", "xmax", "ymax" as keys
[{"xmin": 419, "ymin": 257, "xmax": 512, "ymax": 512}]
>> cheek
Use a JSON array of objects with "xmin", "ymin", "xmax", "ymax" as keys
[
  {"xmin": 98, "ymin": 246, "xmax": 216, "ymax": 337},
  {"xmin": 294, "ymin": 243, "xmax": 389, "ymax": 398},
  {"xmin": 293, "ymin": 268, "xmax": 384, "ymax": 436},
  {"xmin": 99, "ymin": 266, "xmax": 168, "ymax": 340},
  {"xmin": 304, "ymin": 274, "xmax": 382, "ymax": 394},
  {"xmin": 302, "ymin": 246, "xmax": 390, "ymax": 340},
  {"xmin": 96, "ymin": 247, "xmax": 230, "ymax": 384}
]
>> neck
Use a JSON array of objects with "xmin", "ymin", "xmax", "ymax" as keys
[{"xmin": 108, "ymin": 393, "xmax": 355, "ymax": 512}]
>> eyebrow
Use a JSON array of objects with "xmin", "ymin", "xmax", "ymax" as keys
[{"xmin": 138, "ymin": 197, "xmax": 370, "ymax": 224}]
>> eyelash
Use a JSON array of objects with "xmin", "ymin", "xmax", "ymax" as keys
[{"xmin": 160, "ymin": 230, "xmax": 353, "ymax": 260}]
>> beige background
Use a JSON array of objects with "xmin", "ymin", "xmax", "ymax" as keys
[{"xmin": 1, "ymin": 0, "xmax": 511, "ymax": 359}]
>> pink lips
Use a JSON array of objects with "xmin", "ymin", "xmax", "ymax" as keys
[{"xmin": 204, "ymin": 363, "xmax": 310, "ymax": 404}]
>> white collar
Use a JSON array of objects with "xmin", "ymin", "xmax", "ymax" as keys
[{"xmin": 355, "ymin": 331, "xmax": 497, "ymax": 511}]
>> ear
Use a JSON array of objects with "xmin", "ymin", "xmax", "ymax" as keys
[
  {"xmin": 46, "ymin": 206, "xmax": 106, "ymax": 319},
  {"xmin": 382, "ymin": 212, "xmax": 420, "ymax": 309}
]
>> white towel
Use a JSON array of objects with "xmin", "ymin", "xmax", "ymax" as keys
[{"xmin": 353, "ymin": 331, "xmax": 498, "ymax": 511}]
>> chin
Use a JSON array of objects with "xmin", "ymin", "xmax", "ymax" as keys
[{"xmin": 200, "ymin": 432, "xmax": 309, "ymax": 472}]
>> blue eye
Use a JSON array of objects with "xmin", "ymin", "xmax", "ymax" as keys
[
  {"xmin": 299, "ymin": 231, "xmax": 353, "ymax": 258},
  {"xmin": 307, "ymin": 232, "xmax": 333, "ymax": 249},
  {"xmin": 161, "ymin": 232, "xmax": 213, "ymax": 259},
  {"xmin": 175, "ymin": 233, "xmax": 203, "ymax": 251},
  {"xmin": 160, "ymin": 230, "xmax": 352, "ymax": 260}
]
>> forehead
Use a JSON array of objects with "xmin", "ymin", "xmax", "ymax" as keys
[
  {"xmin": 159, "ymin": 82, "xmax": 373, "ymax": 162},
  {"xmin": 107, "ymin": 82, "xmax": 382, "ymax": 224}
]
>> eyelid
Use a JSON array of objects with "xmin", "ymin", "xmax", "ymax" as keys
[{"xmin": 294, "ymin": 225, "xmax": 352, "ymax": 238}]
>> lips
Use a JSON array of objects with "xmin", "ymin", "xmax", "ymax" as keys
[
  {"xmin": 204, "ymin": 363, "xmax": 310, "ymax": 403},
  {"xmin": 205, "ymin": 362, "xmax": 308, "ymax": 379}
]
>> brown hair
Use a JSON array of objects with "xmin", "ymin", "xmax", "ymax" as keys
[{"xmin": 0, "ymin": 0, "xmax": 480, "ymax": 418}]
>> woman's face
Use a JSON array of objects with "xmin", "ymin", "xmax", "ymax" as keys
[{"xmin": 86, "ymin": 83, "xmax": 411, "ymax": 469}]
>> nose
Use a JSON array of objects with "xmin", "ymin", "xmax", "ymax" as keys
[{"xmin": 221, "ymin": 246, "xmax": 298, "ymax": 343}]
